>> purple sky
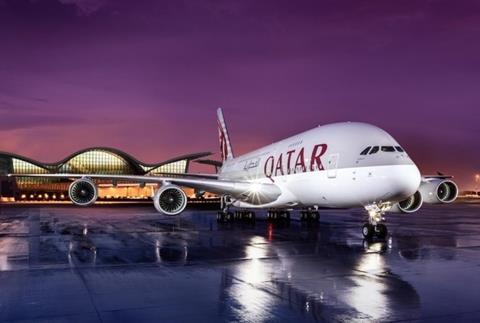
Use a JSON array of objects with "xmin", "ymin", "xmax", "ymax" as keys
[{"xmin": 1, "ymin": 0, "xmax": 479, "ymax": 189}]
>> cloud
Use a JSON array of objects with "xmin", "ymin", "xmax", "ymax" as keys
[
  {"xmin": 58, "ymin": 0, "xmax": 108, "ymax": 15},
  {"xmin": 0, "ymin": 97, "xmax": 83, "ymax": 131},
  {"xmin": 0, "ymin": 112, "xmax": 84, "ymax": 131}
]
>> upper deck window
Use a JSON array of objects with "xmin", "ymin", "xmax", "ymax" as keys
[
  {"xmin": 369, "ymin": 146, "xmax": 379, "ymax": 154},
  {"xmin": 360, "ymin": 147, "xmax": 371, "ymax": 155},
  {"xmin": 381, "ymin": 146, "xmax": 395, "ymax": 152},
  {"xmin": 395, "ymin": 146, "xmax": 405, "ymax": 152}
]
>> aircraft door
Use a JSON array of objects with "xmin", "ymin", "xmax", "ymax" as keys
[{"xmin": 326, "ymin": 154, "xmax": 339, "ymax": 178}]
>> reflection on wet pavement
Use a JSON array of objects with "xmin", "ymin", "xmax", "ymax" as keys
[{"xmin": 0, "ymin": 204, "xmax": 480, "ymax": 322}]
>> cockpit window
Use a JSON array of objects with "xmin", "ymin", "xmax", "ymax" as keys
[
  {"xmin": 369, "ymin": 146, "xmax": 379, "ymax": 154},
  {"xmin": 395, "ymin": 146, "xmax": 405, "ymax": 152},
  {"xmin": 360, "ymin": 147, "xmax": 371, "ymax": 155},
  {"xmin": 381, "ymin": 146, "xmax": 395, "ymax": 152}
]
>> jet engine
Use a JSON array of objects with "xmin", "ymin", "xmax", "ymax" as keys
[
  {"xmin": 68, "ymin": 178, "xmax": 98, "ymax": 206},
  {"xmin": 390, "ymin": 191, "xmax": 423, "ymax": 213},
  {"xmin": 153, "ymin": 185, "xmax": 187, "ymax": 215},
  {"xmin": 419, "ymin": 179, "xmax": 458, "ymax": 204}
]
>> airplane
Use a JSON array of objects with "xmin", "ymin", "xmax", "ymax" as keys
[{"xmin": 9, "ymin": 108, "xmax": 458, "ymax": 239}]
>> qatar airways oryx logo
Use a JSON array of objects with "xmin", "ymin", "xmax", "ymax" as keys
[{"xmin": 263, "ymin": 144, "xmax": 328, "ymax": 178}]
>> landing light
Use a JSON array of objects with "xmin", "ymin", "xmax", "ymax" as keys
[
  {"xmin": 379, "ymin": 203, "xmax": 392, "ymax": 212},
  {"xmin": 250, "ymin": 183, "xmax": 261, "ymax": 193}
]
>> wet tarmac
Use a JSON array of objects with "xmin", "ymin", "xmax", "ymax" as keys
[{"xmin": 0, "ymin": 203, "xmax": 479, "ymax": 322}]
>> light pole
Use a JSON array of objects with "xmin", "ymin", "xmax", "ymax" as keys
[{"xmin": 476, "ymin": 174, "xmax": 480, "ymax": 192}]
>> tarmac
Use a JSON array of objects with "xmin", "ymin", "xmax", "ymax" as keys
[{"xmin": 0, "ymin": 202, "xmax": 479, "ymax": 322}]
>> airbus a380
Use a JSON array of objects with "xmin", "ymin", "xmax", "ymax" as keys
[{"xmin": 10, "ymin": 108, "xmax": 458, "ymax": 239}]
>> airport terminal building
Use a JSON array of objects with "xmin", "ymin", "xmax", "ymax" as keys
[{"xmin": 0, "ymin": 148, "xmax": 214, "ymax": 202}]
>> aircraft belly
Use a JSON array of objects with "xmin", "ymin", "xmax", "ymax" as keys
[
  {"xmin": 228, "ymin": 164, "xmax": 419, "ymax": 209},
  {"xmin": 284, "ymin": 165, "xmax": 416, "ymax": 208}
]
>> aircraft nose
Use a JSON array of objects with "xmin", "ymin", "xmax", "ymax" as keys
[{"xmin": 392, "ymin": 164, "xmax": 421, "ymax": 200}]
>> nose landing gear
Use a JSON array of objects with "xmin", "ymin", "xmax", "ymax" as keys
[
  {"xmin": 363, "ymin": 204, "xmax": 389, "ymax": 240},
  {"xmin": 362, "ymin": 223, "xmax": 388, "ymax": 240}
]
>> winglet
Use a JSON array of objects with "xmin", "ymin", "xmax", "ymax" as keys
[{"xmin": 217, "ymin": 108, "xmax": 234, "ymax": 161}]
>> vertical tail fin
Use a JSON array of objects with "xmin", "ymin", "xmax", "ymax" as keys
[{"xmin": 217, "ymin": 108, "xmax": 234, "ymax": 161}]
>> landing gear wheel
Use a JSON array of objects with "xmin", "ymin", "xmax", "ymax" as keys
[
  {"xmin": 375, "ymin": 224, "xmax": 388, "ymax": 239},
  {"xmin": 362, "ymin": 223, "xmax": 375, "ymax": 239},
  {"xmin": 217, "ymin": 211, "xmax": 233, "ymax": 223},
  {"xmin": 300, "ymin": 211, "xmax": 319, "ymax": 222}
]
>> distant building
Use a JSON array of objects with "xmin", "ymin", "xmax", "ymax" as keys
[
  {"xmin": 0, "ymin": 148, "xmax": 214, "ymax": 202},
  {"xmin": 460, "ymin": 190, "xmax": 480, "ymax": 198}
]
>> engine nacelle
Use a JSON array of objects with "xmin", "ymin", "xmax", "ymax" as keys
[
  {"xmin": 419, "ymin": 179, "xmax": 458, "ymax": 204},
  {"xmin": 153, "ymin": 185, "xmax": 187, "ymax": 215},
  {"xmin": 68, "ymin": 178, "xmax": 98, "ymax": 206},
  {"xmin": 389, "ymin": 191, "xmax": 423, "ymax": 213}
]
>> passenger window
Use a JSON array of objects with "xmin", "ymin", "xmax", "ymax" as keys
[
  {"xmin": 360, "ymin": 147, "xmax": 371, "ymax": 155},
  {"xmin": 395, "ymin": 146, "xmax": 405, "ymax": 152},
  {"xmin": 369, "ymin": 146, "xmax": 379, "ymax": 154},
  {"xmin": 381, "ymin": 146, "xmax": 395, "ymax": 152}
]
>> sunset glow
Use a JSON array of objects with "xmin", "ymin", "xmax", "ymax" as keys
[{"xmin": 0, "ymin": 0, "xmax": 479, "ymax": 188}]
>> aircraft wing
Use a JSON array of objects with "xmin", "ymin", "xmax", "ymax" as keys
[
  {"xmin": 422, "ymin": 171, "xmax": 454, "ymax": 181},
  {"xmin": 152, "ymin": 172, "xmax": 218, "ymax": 179},
  {"xmin": 8, "ymin": 173, "xmax": 281, "ymax": 205},
  {"xmin": 422, "ymin": 175, "xmax": 454, "ymax": 182}
]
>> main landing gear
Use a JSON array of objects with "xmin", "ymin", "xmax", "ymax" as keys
[
  {"xmin": 216, "ymin": 209, "xmax": 294, "ymax": 223},
  {"xmin": 217, "ymin": 210, "xmax": 256, "ymax": 223},
  {"xmin": 266, "ymin": 210, "xmax": 290, "ymax": 221},
  {"xmin": 217, "ymin": 196, "xmax": 242, "ymax": 223},
  {"xmin": 362, "ymin": 205, "xmax": 388, "ymax": 240},
  {"xmin": 299, "ymin": 210, "xmax": 320, "ymax": 222}
]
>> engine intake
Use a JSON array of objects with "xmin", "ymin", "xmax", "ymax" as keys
[
  {"xmin": 153, "ymin": 185, "xmax": 187, "ymax": 215},
  {"xmin": 419, "ymin": 179, "xmax": 458, "ymax": 204},
  {"xmin": 390, "ymin": 190, "xmax": 423, "ymax": 213},
  {"xmin": 68, "ymin": 178, "xmax": 98, "ymax": 206}
]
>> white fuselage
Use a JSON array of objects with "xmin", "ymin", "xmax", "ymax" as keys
[{"xmin": 218, "ymin": 122, "xmax": 421, "ymax": 209}]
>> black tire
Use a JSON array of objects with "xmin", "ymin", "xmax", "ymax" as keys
[
  {"xmin": 362, "ymin": 239, "xmax": 370, "ymax": 251},
  {"xmin": 375, "ymin": 224, "xmax": 388, "ymax": 239},
  {"xmin": 362, "ymin": 223, "xmax": 374, "ymax": 239},
  {"xmin": 217, "ymin": 212, "xmax": 226, "ymax": 222}
]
